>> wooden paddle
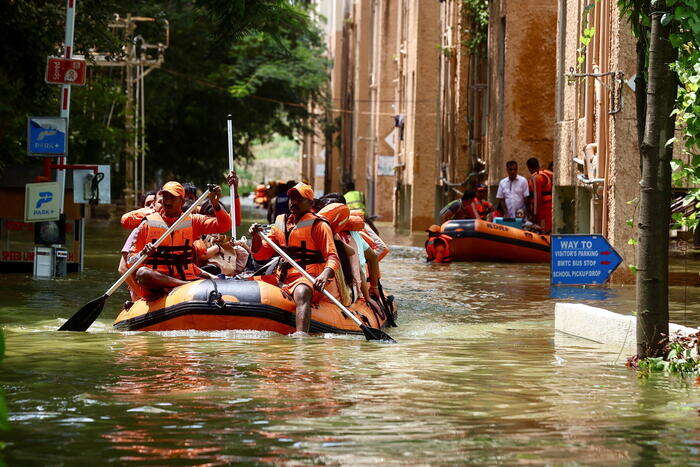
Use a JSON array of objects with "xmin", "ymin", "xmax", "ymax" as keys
[
  {"xmin": 58, "ymin": 189, "xmax": 212, "ymax": 332},
  {"xmin": 260, "ymin": 232, "xmax": 396, "ymax": 342}
]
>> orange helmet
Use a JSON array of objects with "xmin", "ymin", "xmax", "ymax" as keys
[
  {"xmin": 343, "ymin": 215, "xmax": 365, "ymax": 232},
  {"xmin": 318, "ymin": 203, "xmax": 350, "ymax": 232}
]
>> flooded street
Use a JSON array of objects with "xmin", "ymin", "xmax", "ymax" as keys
[{"xmin": 2, "ymin": 211, "xmax": 700, "ymax": 464}]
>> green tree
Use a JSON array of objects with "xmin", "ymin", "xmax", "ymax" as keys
[
  {"xmin": 619, "ymin": 0, "xmax": 699, "ymax": 357},
  {"xmin": 1, "ymin": 0, "xmax": 329, "ymax": 192},
  {"xmin": 142, "ymin": 1, "xmax": 328, "ymax": 186}
]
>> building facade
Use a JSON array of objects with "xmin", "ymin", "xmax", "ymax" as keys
[
  {"xmin": 303, "ymin": 0, "xmax": 660, "ymax": 283},
  {"xmin": 553, "ymin": 0, "xmax": 641, "ymax": 282}
]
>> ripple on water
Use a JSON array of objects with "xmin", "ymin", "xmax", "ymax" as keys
[{"xmin": 1, "ymin": 220, "xmax": 700, "ymax": 464}]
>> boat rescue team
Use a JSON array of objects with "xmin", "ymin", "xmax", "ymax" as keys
[
  {"xmin": 118, "ymin": 172, "xmax": 390, "ymax": 334},
  {"xmin": 427, "ymin": 157, "xmax": 553, "ymax": 263}
]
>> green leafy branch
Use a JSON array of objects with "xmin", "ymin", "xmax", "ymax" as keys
[{"xmin": 461, "ymin": 0, "xmax": 488, "ymax": 51}]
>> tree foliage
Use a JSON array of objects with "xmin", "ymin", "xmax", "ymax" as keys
[
  {"xmin": 0, "ymin": 0, "xmax": 329, "ymax": 191},
  {"xmin": 461, "ymin": 0, "xmax": 488, "ymax": 51},
  {"xmin": 619, "ymin": 0, "xmax": 700, "ymax": 231}
]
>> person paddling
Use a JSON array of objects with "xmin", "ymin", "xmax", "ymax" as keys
[
  {"xmin": 128, "ymin": 179, "xmax": 231, "ymax": 300},
  {"xmin": 249, "ymin": 182, "xmax": 340, "ymax": 334}
]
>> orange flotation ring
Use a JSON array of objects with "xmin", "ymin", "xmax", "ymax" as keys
[
  {"xmin": 114, "ymin": 279, "xmax": 397, "ymax": 334},
  {"xmin": 440, "ymin": 219, "xmax": 550, "ymax": 263}
]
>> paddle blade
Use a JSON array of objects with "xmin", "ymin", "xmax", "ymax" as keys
[
  {"xmin": 58, "ymin": 294, "xmax": 109, "ymax": 332},
  {"xmin": 360, "ymin": 324, "xmax": 397, "ymax": 343}
]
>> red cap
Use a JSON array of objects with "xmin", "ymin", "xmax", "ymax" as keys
[
  {"xmin": 288, "ymin": 182, "xmax": 315, "ymax": 200},
  {"xmin": 160, "ymin": 181, "xmax": 185, "ymax": 198}
]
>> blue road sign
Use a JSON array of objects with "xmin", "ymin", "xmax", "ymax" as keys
[
  {"xmin": 550, "ymin": 234, "xmax": 623, "ymax": 285},
  {"xmin": 27, "ymin": 117, "xmax": 67, "ymax": 156}
]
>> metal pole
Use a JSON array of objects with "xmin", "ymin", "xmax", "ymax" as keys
[
  {"xmin": 57, "ymin": 0, "xmax": 76, "ymax": 214},
  {"xmin": 227, "ymin": 115, "xmax": 237, "ymax": 239},
  {"xmin": 140, "ymin": 63, "xmax": 146, "ymax": 195},
  {"xmin": 134, "ymin": 63, "xmax": 140, "ymax": 200}
]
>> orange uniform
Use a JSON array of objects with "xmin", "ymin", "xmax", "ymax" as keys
[
  {"xmin": 529, "ymin": 170, "xmax": 553, "ymax": 233},
  {"xmin": 129, "ymin": 207, "xmax": 231, "ymax": 281},
  {"xmin": 472, "ymin": 198, "xmax": 492, "ymax": 221},
  {"xmin": 253, "ymin": 212, "xmax": 340, "ymax": 302},
  {"xmin": 425, "ymin": 234, "xmax": 453, "ymax": 263},
  {"xmin": 121, "ymin": 207, "xmax": 154, "ymax": 229}
]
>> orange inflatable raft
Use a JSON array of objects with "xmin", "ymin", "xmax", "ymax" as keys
[
  {"xmin": 114, "ymin": 279, "xmax": 396, "ymax": 334},
  {"xmin": 441, "ymin": 219, "xmax": 550, "ymax": 263}
]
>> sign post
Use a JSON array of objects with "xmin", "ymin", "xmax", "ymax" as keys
[
  {"xmin": 550, "ymin": 234, "xmax": 622, "ymax": 285},
  {"xmin": 56, "ymin": 0, "xmax": 77, "ymax": 214}
]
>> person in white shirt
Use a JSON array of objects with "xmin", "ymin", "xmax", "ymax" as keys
[{"xmin": 495, "ymin": 160, "xmax": 530, "ymax": 218}]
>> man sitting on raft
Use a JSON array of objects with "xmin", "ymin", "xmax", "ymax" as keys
[
  {"xmin": 249, "ymin": 182, "xmax": 340, "ymax": 334},
  {"xmin": 128, "ymin": 179, "xmax": 232, "ymax": 300}
]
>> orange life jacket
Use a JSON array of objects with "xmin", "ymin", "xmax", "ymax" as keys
[
  {"xmin": 470, "ymin": 198, "xmax": 492, "ymax": 220},
  {"xmin": 425, "ymin": 234, "xmax": 453, "ymax": 263},
  {"xmin": 274, "ymin": 212, "xmax": 330, "ymax": 279},
  {"xmin": 142, "ymin": 211, "xmax": 199, "ymax": 281},
  {"xmin": 535, "ymin": 170, "xmax": 553, "ymax": 203}
]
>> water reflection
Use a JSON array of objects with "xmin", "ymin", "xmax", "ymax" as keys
[{"xmin": 1, "ymin": 217, "xmax": 700, "ymax": 464}]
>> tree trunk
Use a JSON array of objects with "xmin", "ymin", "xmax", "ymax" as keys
[
  {"xmin": 636, "ymin": 7, "xmax": 678, "ymax": 358},
  {"xmin": 635, "ymin": 36, "xmax": 647, "ymax": 161}
]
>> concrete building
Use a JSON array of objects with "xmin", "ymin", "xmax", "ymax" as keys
[
  {"xmin": 552, "ymin": 0, "xmax": 641, "ymax": 282},
  {"xmin": 304, "ymin": 0, "xmax": 492, "ymax": 231},
  {"xmin": 485, "ymin": 0, "xmax": 558, "ymax": 193}
]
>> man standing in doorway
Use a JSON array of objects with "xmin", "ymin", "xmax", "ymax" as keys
[
  {"xmin": 495, "ymin": 160, "xmax": 529, "ymax": 218},
  {"xmin": 526, "ymin": 157, "xmax": 553, "ymax": 233}
]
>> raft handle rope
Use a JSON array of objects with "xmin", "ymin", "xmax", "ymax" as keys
[{"xmin": 206, "ymin": 277, "xmax": 225, "ymax": 309}]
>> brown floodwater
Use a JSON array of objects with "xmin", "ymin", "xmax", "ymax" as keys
[{"xmin": 1, "ymin": 208, "xmax": 700, "ymax": 464}]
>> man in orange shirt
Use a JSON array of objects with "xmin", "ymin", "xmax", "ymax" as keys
[
  {"xmin": 526, "ymin": 157, "xmax": 553, "ymax": 233},
  {"xmin": 129, "ymin": 180, "xmax": 231, "ymax": 299},
  {"xmin": 249, "ymin": 182, "xmax": 339, "ymax": 334}
]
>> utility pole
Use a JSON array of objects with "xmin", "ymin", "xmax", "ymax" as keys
[
  {"xmin": 88, "ymin": 14, "xmax": 168, "ymax": 208},
  {"xmin": 124, "ymin": 17, "xmax": 136, "ymax": 207}
]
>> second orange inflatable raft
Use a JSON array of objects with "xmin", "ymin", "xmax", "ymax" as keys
[
  {"xmin": 441, "ymin": 219, "xmax": 550, "ymax": 263},
  {"xmin": 114, "ymin": 278, "xmax": 396, "ymax": 334}
]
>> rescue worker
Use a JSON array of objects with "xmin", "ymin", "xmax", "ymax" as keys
[
  {"xmin": 119, "ymin": 191, "xmax": 159, "ymax": 301},
  {"xmin": 343, "ymin": 182, "xmax": 366, "ymax": 213},
  {"xmin": 249, "ymin": 182, "xmax": 340, "ymax": 334},
  {"xmin": 129, "ymin": 180, "xmax": 231, "ymax": 299},
  {"xmin": 254, "ymin": 183, "xmax": 269, "ymax": 209},
  {"xmin": 438, "ymin": 190, "xmax": 479, "ymax": 224},
  {"xmin": 526, "ymin": 157, "xmax": 553, "ymax": 233},
  {"xmin": 474, "ymin": 184, "xmax": 494, "ymax": 221},
  {"xmin": 267, "ymin": 180, "xmax": 294, "ymax": 223},
  {"xmin": 425, "ymin": 225, "xmax": 453, "ymax": 263}
]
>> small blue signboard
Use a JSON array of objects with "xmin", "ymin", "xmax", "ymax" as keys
[
  {"xmin": 27, "ymin": 117, "xmax": 67, "ymax": 156},
  {"xmin": 550, "ymin": 234, "xmax": 622, "ymax": 285}
]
